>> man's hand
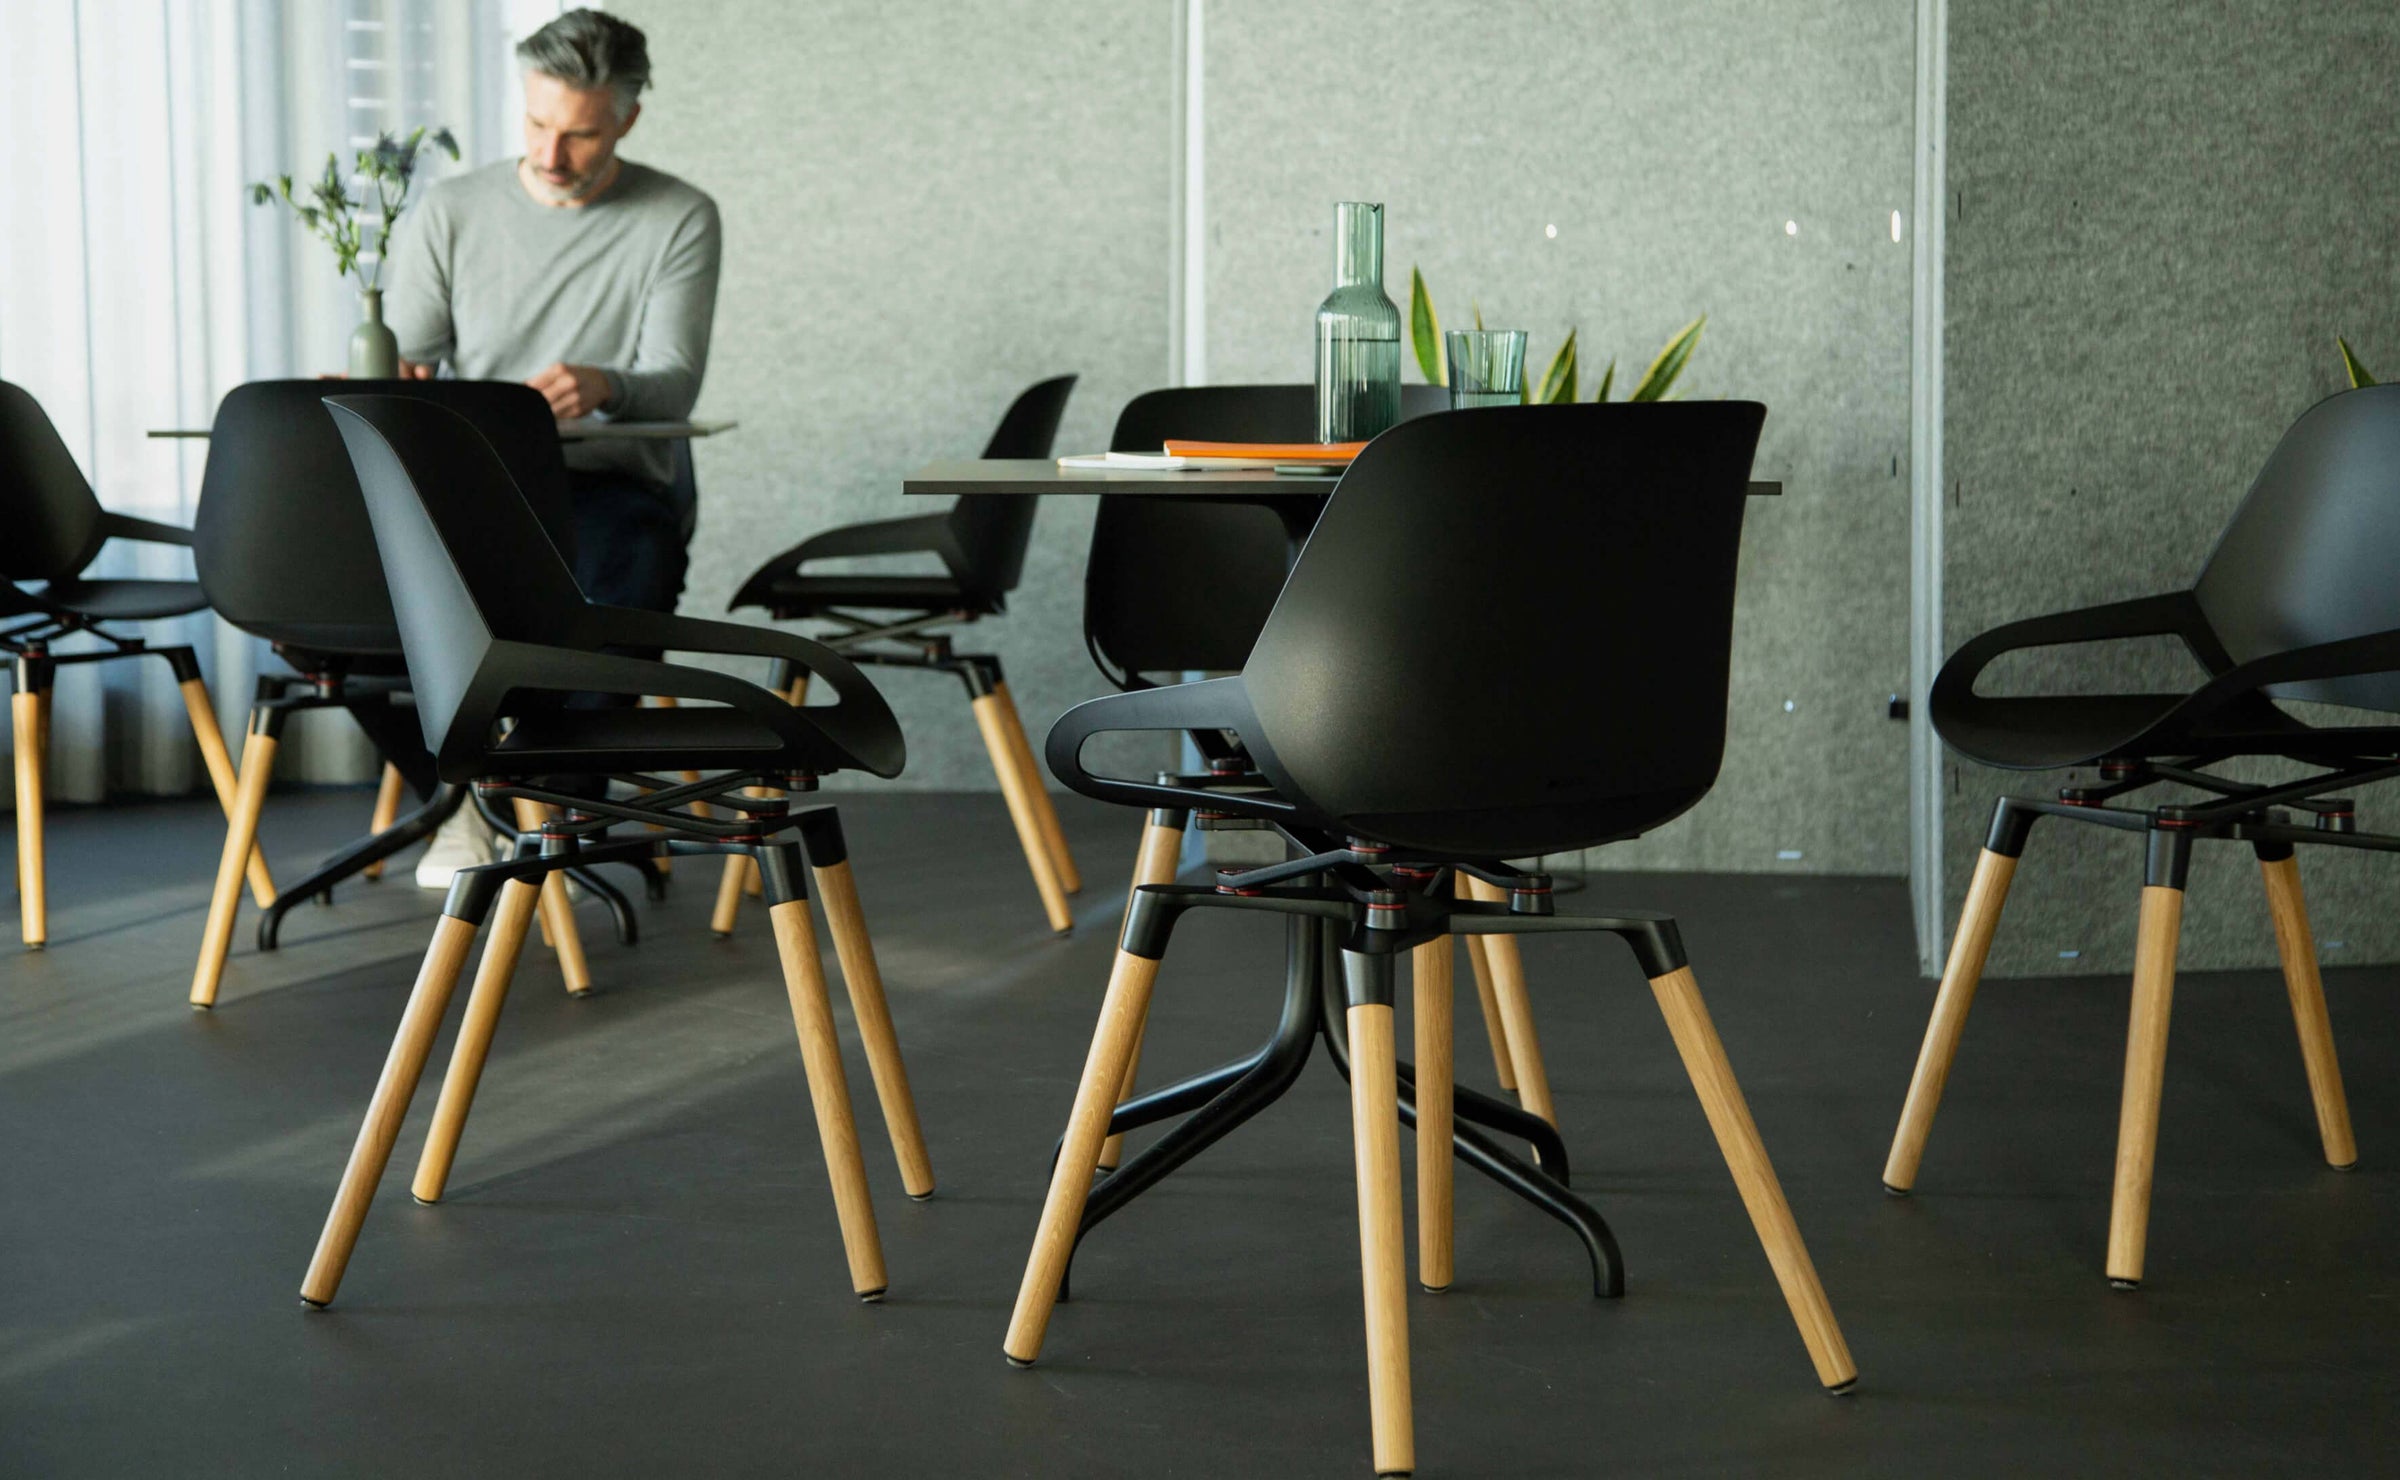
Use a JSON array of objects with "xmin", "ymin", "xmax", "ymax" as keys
[
  {"xmin": 399, "ymin": 358, "xmax": 436, "ymax": 381},
  {"xmin": 526, "ymin": 362, "xmax": 613, "ymax": 420}
]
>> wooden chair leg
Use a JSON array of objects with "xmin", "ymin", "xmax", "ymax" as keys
[
  {"xmin": 710, "ymin": 852, "xmax": 750, "ymax": 936},
  {"xmin": 768, "ymin": 894, "xmax": 888, "ymax": 1298},
  {"xmin": 189, "ymin": 723, "xmax": 279, "ymax": 1006},
  {"xmin": 300, "ymin": 913, "xmax": 480, "ymax": 1306},
  {"xmin": 1461, "ymin": 932, "xmax": 1516, "ymax": 1090},
  {"xmin": 812, "ymin": 858, "xmax": 935, "ymax": 1199},
  {"xmin": 361, "ymin": 762, "xmax": 405, "ymax": 882},
  {"xmin": 1005, "ymin": 946, "xmax": 1162, "ymax": 1364},
  {"xmin": 991, "ymin": 679, "xmax": 1082, "ymax": 893},
  {"xmin": 1649, "ymin": 964, "xmax": 1857, "ymax": 1390},
  {"xmin": 13, "ymin": 686, "xmax": 45, "ymax": 948},
  {"xmin": 513, "ymin": 800, "xmax": 590, "ymax": 994},
  {"xmin": 178, "ymin": 676, "xmax": 277, "ymax": 906},
  {"xmin": 1883, "ymin": 846, "xmax": 2020, "ymax": 1192},
  {"xmin": 1100, "ymin": 812, "xmax": 1185, "ymax": 1171},
  {"xmin": 2259, "ymin": 851, "xmax": 2357, "ymax": 1168},
  {"xmin": 1348, "ymin": 994, "xmax": 1417, "ymax": 1476},
  {"xmin": 411, "ymin": 878, "xmax": 542, "ymax": 1203},
  {"xmin": 2107, "ymin": 883, "xmax": 2184, "ymax": 1288},
  {"xmin": 971, "ymin": 689, "xmax": 1074, "ymax": 934},
  {"xmin": 1463, "ymin": 875, "xmax": 1555, "ymax": 1129},
  {"xmin": 1413, "ymin": 934, "xmax": 1454, "ymax": 1294}
]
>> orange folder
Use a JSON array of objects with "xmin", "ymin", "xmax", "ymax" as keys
[{"xmin": 1161, "ymin": 439, "xmax": 1366, "ymax": 463}]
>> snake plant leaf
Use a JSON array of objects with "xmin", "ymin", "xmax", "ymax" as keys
[
  {"xmin": 1628, "ymin": 314, "xmax": 1705, "ymax": 402},
  {"xmin": 1593, "ymin": 357, "xmax": 1616, "ymax": 402},
  {"xmin": 1410, "ymin": 268, "xmax": 1445, "ymax": 385},
  {"xmin": 1472, "ymin": 301, "xmax": 1484, "ymax": 332},
  {"xmin": 1535, "ymin": 329, "xmax": 1578, "ymax": 404},
  {"xmin": 2339, "ymin": 337, "xmax": 2376, "ymax": 388}
]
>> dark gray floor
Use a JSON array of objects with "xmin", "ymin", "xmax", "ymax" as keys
[{"xmin": 4, "ymin": 789, "xmax": 2396, "ymax": 1477}]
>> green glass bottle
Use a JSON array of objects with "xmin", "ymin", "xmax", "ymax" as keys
[{"xmin": 1314, "ymin": 201, "xmax": 1401, "ymax": 443}]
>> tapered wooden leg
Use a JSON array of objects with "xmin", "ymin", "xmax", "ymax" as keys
[
  {"xmin": 1649, "ymin": 965, "xmax": 1855, "ymax": 1388},
  {"xmin": 745, "ymin": 858, "xmax": 764, "ymax": 897},
  {"xmin": 1005, "ymin": 947, "xmax": 1162, "ymax": 1363},
  {"xmin": 972, "ymin": 690, "xmax": 1074, "ymax": 935},
  {"xmin": 2108, "ymin": 885, "xmax": 2184, "ymax": 1287},
  {"xmin": 990, "ymin": 680, "xmax": 1082, "ymax": 893},
  {"xmin": 513, "ymin": 800, "xmax": 590, "ymax": 994},
  {"xmin": 411, "ymin": 879, "xmax": 542, "ymax": 1203},
  {"xmin": 178, "ymin": 677, "xmax": 276, "ymax": 906},
  {"xmin": 1462, "ymin": 933, "xmax": 1516, "ymax": 1090},
  {"xmin": 2259, "ymin": 853, "xmax": 2357, "ymax": 1169},
  {"xmin": 711, "ymin": 852, "xmax": 750, "ymax": 936},
  {"xmin": 768, "ymin": 896, "xmax": 888, "ymax": 1297},
  {"xmin": 361, "ymin": 762, "xmax": 405, "ymax": 882},
  {"xmin": 813, "ymin": 859, "xmax": 935, "ymax": 1198},
  {"xmin": 1100, "ymin": 813, "xmax": 1185, "ymax": 1171},
  {"xmin": 1413, "ymin": 936, "xmax": 1455, "ymax": 1294},
  {"xmin": 189, "ymin": 727, "xmax": 278, "ymax": 1006},
  {"xmin": 1883, "ymin": 846, "xmax": 2020, "ymax": 1193},
  {"xmin": 1462, "ymin": 876, "xmax": 1555, "ymax": 1128},
  {"xmin": 13, "ymin": 688, "xmax": 45, "ymax": 948},
  {"xmin": 1349, "ymin": 999, "xmax": 1417, "ymax": 1475},
  {"xmin": 300, "ymin": 913, "xmax": 479, "ymax": 1307}
]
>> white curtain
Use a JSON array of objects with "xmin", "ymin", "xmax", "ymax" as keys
[{"xmin": 0, "ymin": 0, "xmax": 551, "ymax": 804}]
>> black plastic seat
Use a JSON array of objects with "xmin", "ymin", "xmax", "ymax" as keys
[
  {"xmin": 184, "ymin": 379, "xmax": 598, "ymax": 1006},
  {"xmin": 727, "ymin": 374, "xmax": 1086, "ymax": 934},
  {"xmin": 3, "ymin": 378, "xmax": 251, "ymax": 949},
  {"xmin": 1886, "ymin": 383, "xmax": 2400, "ymax": 1292},
  {"xmin": 1008, "ymin": 404, "xmax": 1856, "ymax": 1476},
  {"xmin": 294, "ymin": 392, "xmax": 929, "ymax": 1314}
]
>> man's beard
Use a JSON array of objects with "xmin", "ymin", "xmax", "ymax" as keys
[{"xmin": 522, "ymin": 156, "xmax": 614, "ymax": 204}]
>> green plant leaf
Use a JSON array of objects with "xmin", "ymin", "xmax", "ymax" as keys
[
  {"xmin": 1536, "ymin": 329, "xmax": 1578, "ymax": 404},
  {"xmin": 1628, "ymin": 314, "xmax": 1705, "ymax": 402},
  {"xmin": 2339, "ymin": 336, "xmax": 2376, "ymax": 388},
  {"xmin": 1472, "ymin": 301, "xmax": 1484, "ymax": 332},
  {"xmin": 1409, "ymin": 267, "xmax": 1445, "ymax": 385},
  {"xmin": 1592, "ymin": 357, "xmax": 1616, "ymax": 402}
]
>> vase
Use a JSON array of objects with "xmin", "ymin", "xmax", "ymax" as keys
[
  {"xmin": 348, "ymin": 289, "xmax": 399, "ymax": 380},
  {"xmin": 1313, "ymin": 201, "xmax": 1402, "ymax": 444}
]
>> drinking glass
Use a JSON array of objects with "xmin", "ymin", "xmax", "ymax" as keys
[{"xmin": 1445, "ymin": 330, "xmax": 1528, "ymax": 409}]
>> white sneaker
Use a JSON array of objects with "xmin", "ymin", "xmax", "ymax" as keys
[{"xmin": 415, "ymin": 807, "xmax": 497, "ymax": 890}]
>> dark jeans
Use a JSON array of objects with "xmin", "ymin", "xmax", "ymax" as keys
[{"xmin": 551, "ymin": 471, "xmax": 693, "ymax": 809}]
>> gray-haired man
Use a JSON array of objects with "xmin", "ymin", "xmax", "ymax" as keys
[{"xmin": 385, "ymin": 8, "xmax": 722, "ymax": 884}]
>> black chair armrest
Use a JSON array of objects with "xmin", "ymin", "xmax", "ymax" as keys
[
  {"xmin": 1932, "ymin": 591, "xmax": 2209, "ymax": 709},
  {"xmin": 728, "ymin": 512, "xmax": 959, "ymax": 610},
  {"xmin": 578, "ymin": 604, "xmax": 890, "ymax": 712},
  {"xmin": 1045, "ymin": 677, "xmax": 1298, "ymax": 820},
  {"xmin": 486, "ymin": 640, "xmax": 796, "ymax": 720},
  {"xmin": 99, "ymin": 512, "xmax": 195, "ymax": 548},
  {"xmin": 2165, "ymin": 625, "xmax": 2400, "ymax": 728}
]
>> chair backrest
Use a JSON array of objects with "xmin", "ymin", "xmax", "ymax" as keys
[
  {"xmin": 1087, "ymin": 383, "xmax": 1447, "ymax": 681},
  {"xmin": 1240, "ymin": 402, "xmax": 1765, "ymax": 857},
  {"xmin": 944, "ymin": 374, "xmax": 1077, "ymax": 607},
  {"xmin": 2192, "ymin": 384, "xmax": 2400, "ymax": 714},
  {"xmin": 0, "ymin": 380, "xmax": 107, "ymax": 583},
  {"xmin": 324, "ymin": 396, "xmax": 595, "ymax": 767},
  {"xmin": 193, "ymin": 380, "xmax": 575, "ymax": 656}
]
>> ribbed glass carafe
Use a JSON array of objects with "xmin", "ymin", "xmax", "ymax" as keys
[{"xmin": 1313, "ymin": 201, "xmax": 1402, "ymax": 443}]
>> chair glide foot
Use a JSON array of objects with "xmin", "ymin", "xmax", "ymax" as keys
[{"xmin": 1880, "ymin": 1182, "xmax": 1911, "ymax": 1198}]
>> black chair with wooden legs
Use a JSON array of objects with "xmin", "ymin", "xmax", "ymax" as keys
[
  {"xmin": 304, "ymin": 394, "xmax": 930, "ymax": 1309},
  {"xmin": 2, "ymin": 379, "xmax": 275, "ymax": 950},
  {"xmin": 1082, "ymin": 385, "xmax": 1560, "ymax": 1173},
  {"xmin": 183, "ymin": 379, "xmax": 609, "ymax": 1008},
  {"xmin": 1008, "ymin": 403, "xmax": 1854, "ymax": 1477},
  {"xmin": 725, "ymin": 375, "xmax": 1081, "ymax": 934},
  {"xmin": 1885, "ymin": 384, "xmax": 2400, "ymax": 1288}
]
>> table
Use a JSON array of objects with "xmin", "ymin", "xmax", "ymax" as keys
[
  {"xmin": 146, "ymin": 418, "xmax": 739, "ymax": 441},
  {"xmin": 905, "ymin": 458, "xmax": 1779, "ymax": 498}
]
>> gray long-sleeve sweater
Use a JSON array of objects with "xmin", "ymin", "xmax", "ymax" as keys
[{"xmin": 384, "ymin": 158, "xmax": 721, "ymax": 487}]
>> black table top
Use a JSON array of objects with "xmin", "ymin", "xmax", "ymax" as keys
[{"xmin": 904, "ymin": 459, "xmax": 1783, "ymax": 497}]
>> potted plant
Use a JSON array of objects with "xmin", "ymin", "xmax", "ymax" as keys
[
  {"xmin": 250, "ymin": 127, "xmax": 458, "ymax": 378},
  {"xmin": 1408, "ymin": 266, "xmax": 1707, "ymax": 403}
]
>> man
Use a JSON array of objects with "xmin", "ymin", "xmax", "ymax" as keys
[{"xmin": 384, "ymin": 8, "xmax": 721, "ymax": 886}]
